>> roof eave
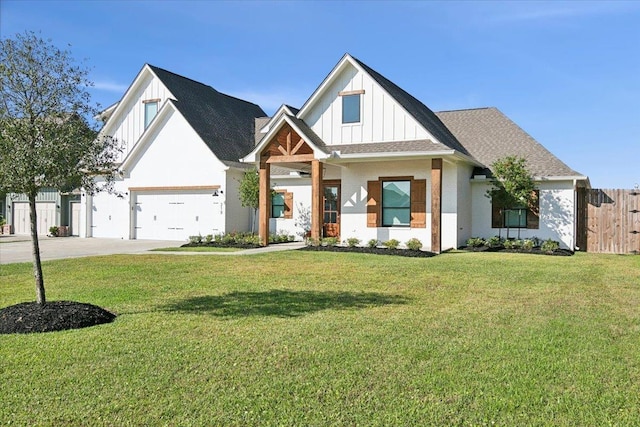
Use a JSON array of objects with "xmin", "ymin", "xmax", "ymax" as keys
[
  {"xmin": 242, "ymin": 114, "xmax": 328, "ymax": 163},
  {"xmin": 324, "ymin": 149, "xmax": 480, "ymax": 165},
  {"xmin": 296, "ymin": 53, "xmax": 353, "ymax": 119}
]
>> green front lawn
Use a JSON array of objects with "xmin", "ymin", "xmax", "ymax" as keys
[
  {"xmin": 1, "ymin": 252, "xmax": 639, "ymax": 425},
  {"xmin": 150, "ymin": 246, "xmax": 243, "ymax": 252}
]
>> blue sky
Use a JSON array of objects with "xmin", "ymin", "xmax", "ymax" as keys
[{"xmin": 2, "ymin": 0, "xmax": 638, "ymax": 188}]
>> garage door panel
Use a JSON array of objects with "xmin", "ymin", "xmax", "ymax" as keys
[
  {"xmin": 135, "ymin": 192, "xmax": 222, "ymax": 241},
  {"xmin": 12, "ymin": 202, "xmax": 55, "ymax": 235},
  {"xmin": 91, "ymin": 193, "xmax": 124, "ymax": 238}
]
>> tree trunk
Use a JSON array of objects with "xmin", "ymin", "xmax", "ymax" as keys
[
  {"xmin": 251, "ymin": 208, "xmax": 257, "ymax": 234},
  {"xmin": 29, "ymin": 194, "xmax": 46, "ymax": 305}
]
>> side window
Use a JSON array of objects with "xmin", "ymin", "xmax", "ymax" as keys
[
  {"xmin": 144, "ymin": 100, "xmax": 158, "ymax": 129},
  {"xmin": 504, "ymin": 208, "xmax": 527, "ymax": 228},
  {"xmin": 271, "ymin": 192, "xmax": 285, "ymax": 218},
  {"xmin": 491, "ymin": 190, "xmax": 539, "ymax": 229},
  {"xmin": 271, "ymin": 191, "xmax": 293, "ymax": 219}
]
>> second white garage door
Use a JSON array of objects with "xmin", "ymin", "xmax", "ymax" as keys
[
  {"xmin": 12, "ymin": 202, "xmax": 56, "ymax": 235},
  {"xmin": 134, "ymin": 192, "xmax": 223, "ymax": 241}
]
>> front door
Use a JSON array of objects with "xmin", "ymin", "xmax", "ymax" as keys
[{"xmin": 323, "ymin": 181, "xmax": 340, "ymax": 238}]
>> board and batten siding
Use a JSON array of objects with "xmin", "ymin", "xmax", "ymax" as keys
[
  {"xmin": 304, "ymin": 62, "xmax": 429, "ymax": 145},
  {"xmin": 106, "ymin": 72, "xmax": 173, "ymax": 162}
]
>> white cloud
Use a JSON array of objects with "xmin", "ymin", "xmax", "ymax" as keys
[{"xmin": 93, "ymin": 80, "xmax": 129, "ymax": 93}]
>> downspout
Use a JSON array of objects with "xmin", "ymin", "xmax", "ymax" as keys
[{"xmin": 572, "ymin": 179, "xmax": 577, "ymax": 250}]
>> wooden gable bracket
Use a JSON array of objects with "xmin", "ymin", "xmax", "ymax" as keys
[{"xmin": 261, "ymin": 124, "xmax": 316, "ymax": 164}]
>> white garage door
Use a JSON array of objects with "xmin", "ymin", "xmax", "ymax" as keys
[
  {"xmin": 91, "ymin": 193, "xmax": 126, "ymax": 238},
  {"xmin": 134, "ymin": 192, "xmax": 223, "ymax": 241},
  {"xmin": 13, "ymin": 202, "xmax": 56, "ymax": 235}
]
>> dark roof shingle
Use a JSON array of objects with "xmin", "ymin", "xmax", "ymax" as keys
[
  {"xmin": 330, "ymin": 139, "xmax": 451, "ymax": 155},
  {"xmin": 436, "ymin": 107, "xmax": 583, "ymax": 177},
  {"xmin": 351, "ymin": 56, "xmax": 471, "ymax": 157},
  {"xmin": 149, "ymin": 65, "xmax": 266, "ymax": 163}
]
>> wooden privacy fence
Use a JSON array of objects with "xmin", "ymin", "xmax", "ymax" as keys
[{"xmin": 577, "ymin": 188, "xmax": 640, "ymax": 254}]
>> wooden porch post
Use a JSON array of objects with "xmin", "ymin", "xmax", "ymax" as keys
[
  {"xmin": 259, "ymin": 161, "xmax": 270, "ymax": 246},
  {"xmin": 431, "ymin": 158, "xmax": 442, "ymax": 253},
  {"xmin": 311, "ymin": 160, "xmax": 322, "ymax": 240}
]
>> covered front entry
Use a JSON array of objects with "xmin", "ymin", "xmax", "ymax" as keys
[
  {"xmin": 257, "ymin": 122, "xmax": 323, "ymax": 246},
  {"xmin": 323, "ymin": 181, "xmax": 340, "ymax": 238},
  {"xmin": 252, "ymin": 117, "xmax": 444, "ymax": 252}
]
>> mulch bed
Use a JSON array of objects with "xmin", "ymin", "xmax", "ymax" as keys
[
  {"xmin": 299, "ymin": 245, "xmax": 437, "ymax": 258},
  {"xmin": 181, "ymin": 242, "xmax": 262, "ymax": 249},
  {"xmin": 0, "ymin": 301, "xmax": 116, "ymax": 334},
  {"xmin": 460, "ymin": 246, "xmax": 574, "ymax": 256}
]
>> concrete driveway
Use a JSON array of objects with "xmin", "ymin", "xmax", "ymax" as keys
[{"xmin": 0, "ymin": 235, "xmax": 182, "ymax": 265}]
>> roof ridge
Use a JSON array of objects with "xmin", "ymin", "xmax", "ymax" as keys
[
  {"xmin": 437, "ymin": 107, "xmax": 494, "ymax": 113},
  {"xmin": 147, "ymin": 64, "xmax": 216, "ymax": 92},
  {"xmin": 349, "ymin": 56, "xmax": 470, "ymax": 156}
]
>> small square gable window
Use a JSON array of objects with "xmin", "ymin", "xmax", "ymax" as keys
[{"xmin": 342, "ymin": 94, "xmax": 361, "ymax": 124}]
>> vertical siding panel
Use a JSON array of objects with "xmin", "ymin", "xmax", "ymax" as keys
[{"xmin": 584, "ymin": 189, "xmax": 640, "ymax": 254}]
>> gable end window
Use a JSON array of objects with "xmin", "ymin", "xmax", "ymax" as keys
[
  {"xmin": 143, "ymin": 100, "xmax": 159, "ymax": 129},
  {"xmin": 271, "ymin": 191, "xmax": 293, "ymax": 219},
  {"xmin": 342, "ymin": 94, "xmax": 361, "ymax": 124}
]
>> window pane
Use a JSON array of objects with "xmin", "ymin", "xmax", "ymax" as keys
[
  {"xmin": 144, "ymin": 102, "xmax": 158, "ymax": 128},
  {"xmin": 342, "ymin": 94, "xmax": 360, "ymax": 124},
  {"xmin": 504, "ymin": 209, "xmax": 526, "ymax": 228},
  {"xmin": 381, "ymin": 180, "xmax": 410, "ymax": 226},
  {"xmin": 271, "ymin": 193, "xmax": 285, "ymax": 218},
  {"xmin": 272, "ymin": 205, "xmax": 284, "ymax": 218},
  {"xmin": 382, "ymin": 208, "xmax": 410, "ymax": 226},
  {"xmin": 382, "ymin": 181, "xmax": 410, "ymax": 208}
]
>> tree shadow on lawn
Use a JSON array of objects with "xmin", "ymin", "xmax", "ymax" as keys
[{"xmin": 161, "ymin": 289, "xmax": 410, "ymax": 318}]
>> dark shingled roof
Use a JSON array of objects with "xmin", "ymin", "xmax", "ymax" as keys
[
  {"xmin": 287, "ymin": 115, "xmax": 329, "ymax": 153},
  {"xmin": 254, "ymin": 117, "xmax": 271, "ymax": 145},
  {"xmin": 331, "ymin": 139, "xmax": 451, "ymax": 155},
  {"xmin": 436, "ymin": 107, "xmax": 583, "ymax": 178},
  {"xmin": 350, "ymin": 56, "xmax": 471, "ymax": 157},
  {"xmin": 285, "ymin": 105, "xmax": 300, "ymax": 115},
  {"xmin": 149, "ymin": 65, "xmax": 266, "ymax": 163}
]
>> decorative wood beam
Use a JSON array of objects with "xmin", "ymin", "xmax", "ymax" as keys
[
  {"xmin": 311, "ymin": 160, "xmax": 322, "ymax": 240},
  {"xmin": 259, "ymin": 162, "xmax": 270, "ymax": 246},
  {"xmin": 277, "ymin": 145, "xmax": 288, "ymax": 156},
  {"xmin": 338, "ymin": 89, "xmax": 365, "ymax": 96},
  {"xmin": 291, "ymin": 138, "xmax": 305, "ymax": 155},
  {"xmin": 286, "ymin": 131, "xmax": 292, "ymax": 155},
  {"xmin": 431, "ymin": 158, "xmax": 443, "ymax": 253},
  {"xmin": 266, "ymin": 154, "xmax": 316, "ymax": 164}
]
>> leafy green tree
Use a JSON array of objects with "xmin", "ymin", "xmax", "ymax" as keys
[
  {"xmin": 238, "ymin": 168, "xmax": 260, "ymax": 233},
  {"xmin": 0, "ymin": 32, "xmax": 120, "ymax": 305},
  {"xmin": 486, "ymin": 156, "xmax": 537, "ymax": 239}
]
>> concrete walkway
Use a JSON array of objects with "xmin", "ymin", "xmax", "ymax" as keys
[{"xmin": 0, "ymin": 235, "xmax": 304, "ymax": 265}]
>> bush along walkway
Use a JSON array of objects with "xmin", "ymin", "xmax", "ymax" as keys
[
  {"xmin": 462, "ymin": 236, "xmax": 574, "ymax": 256},
  {"xmin": 180, "ymin": 234, "xmax": 436, "ymax": 257},
  {"xmin": 299, "ymin": 237, "xmax": 436, "ymax": 258}
]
